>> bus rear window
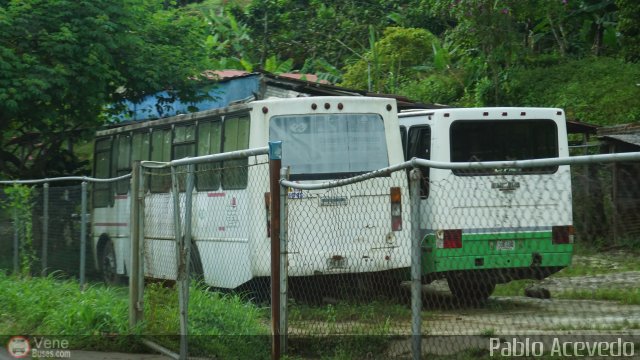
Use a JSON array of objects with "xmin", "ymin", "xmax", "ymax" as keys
[
  {"xmin": 270, "ymin": 113, "xmax": 389, "ymax": 180},
  {"xmin": 450, "ymin": 120, "xmax": 558, "ymax": 175}
]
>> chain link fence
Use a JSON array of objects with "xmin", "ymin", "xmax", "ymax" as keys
[
  {"xmin": 130, "ymin": 147, "xmax": 640, "ymax": 359},
  {"xmin": 135, "ymin": 149, "xmax": 273, "ymax": 359},
  {"xmin": 0, "ymin": 176, "xmax": 128, "ymax": 285},
  {"xmin": 3, "ymin": 150, "xmax": 640, "ymax": 359},
  {"xmin": 279, "ymin": 155, "xmax": 640, "ymax": 359}
]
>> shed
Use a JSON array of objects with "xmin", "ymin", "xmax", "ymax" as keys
[
  {"xmin": 111, "ymin": 71, "xmax": 441, "ymax": 123},
  {"xmin": 597, "ymin": 123, "xmax": 640, "ymax": 243}
]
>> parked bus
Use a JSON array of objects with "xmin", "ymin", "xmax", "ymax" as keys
[
  {"xmin": 399, "ymin": 107, "xmax": 574, "ymax": 301},
  {"xmin": 92, "ymin": 96, "xmax": 411, "ymax": 291}
]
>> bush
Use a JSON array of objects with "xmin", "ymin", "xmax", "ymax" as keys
[
  {"xmin": 397, "ymin": 73, "xmax": 463, "ymax": 105},
  {"xmin": 501, "ymin": 57, "xmax": 640, "ymax": 124}
]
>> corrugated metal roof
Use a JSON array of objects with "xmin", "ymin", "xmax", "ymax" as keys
[
  {"xmin": 598, "ymin": 122, "xmax": 640, "ymax": 136},
  {"xmin": 600, "ymin": 134, "xmax": 640, "ymax": 147},
  {"xmin": 201, "ymin": 69, "xmax": 254, "ymax": 81},
  {"xmin": 201, "ymin": 70, "xmax": 330, "ymax": 84},
  {"xmin": 567, "ymin": 120, "xmax": 598, "ymax": 134}
]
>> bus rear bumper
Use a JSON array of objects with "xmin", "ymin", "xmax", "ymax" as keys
[{"xmin": 424, "ymin": 251, "xmax": 572, "ymax": 283}]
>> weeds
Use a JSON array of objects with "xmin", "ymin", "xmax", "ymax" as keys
[
  {"xmin": 555, "ymin": 288, "xmax": 640, "ymax": 305},
  {"xmin": 0, "ymin": 275, "xmax": 271, "ymax": 358}
]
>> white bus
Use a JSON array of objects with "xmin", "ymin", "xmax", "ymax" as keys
[
  {"xmin": 92, "ymin": 96, "xmax": 411, "ymax": 292},
  {"xmin": 399, "ymin": 107, "xmax": 574, "ymax": 301}
]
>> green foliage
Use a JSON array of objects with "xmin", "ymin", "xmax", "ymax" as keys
[
  {"xmin": 0, "ymin": 273, "xmax": 137, "ymax": 350},
  {"xmin": 1, "ymin": 184, "xmax": 36, "ymax": 276},
  {"xmin": 341, "ymin": 27, "xmax": 438, "ymax": 93},
  {"xmin": 237, "ymin": 0, "xmax": 420, "ymax": 70},
  {"xmin": 397, "ymin": 74, "xmax": 463, "ymax": 105},
  {"xmin": 616, "ymin": 0, "xmax": 640, "ymax": 62},
  {"xmin": 0, "ymin": 0, "xmax": 213, "ymax": 178},
  {"xmin": 556, "ymin": 287, "xmax": 640, "ymax": 305},
  {"xmin": 144, "ymin": 282, "xmax": 270, "ymax": 359},
  {"xmin": 0, "ymin": 275, "xmax": 270, "ymax": 357},
  {"xmin": 502, "ymin": 57, "xmax": 640, "ymax": 124}
]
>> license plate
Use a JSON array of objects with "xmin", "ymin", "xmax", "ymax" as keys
[{"xmin": 496, "ymin": 239, "xmax": 515, "ymax": 250}]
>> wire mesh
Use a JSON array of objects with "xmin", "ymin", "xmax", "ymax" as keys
[
  {"xmin": 139, "ymin": 157, "xmax": 272, "ymax": 358},
  {"xmin": 132, "ymin": 155, "xmax": 640, "ymax": 359},
  {"xmin": 283, "ymin": 160, "xmax": 640, "ymax": 358},
  {"xmin": 0, "ymin": 182, "xmax": 96, "ymax": 279}
]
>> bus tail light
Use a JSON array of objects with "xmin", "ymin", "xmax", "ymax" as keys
[
  {"xmin": 264, "ymin": 192, "xmax": 271, "ymax": 237},
  {"xmin": 552, "ymin": 225, "xmax": 574, "ymax": 244},
  {"xmin": 437, "ymin": 229, "xmax": 462, "ymax": 249},
  {"xmin": 390, "ymin": 187, "xmax": 402, "ymax": 231}
]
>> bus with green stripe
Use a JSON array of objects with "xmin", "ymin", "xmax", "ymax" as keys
[{"xmin": 399, "ymin": 107, "xmax": 574, "ymax": 301}]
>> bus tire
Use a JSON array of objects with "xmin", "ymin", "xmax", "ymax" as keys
[
  {"xmin": 446, "ymin": 275, "xmax": 495, "ymax": 304},
  {"xmin": 99, "ymin": 237, "xmax": 124, "ymax": 286}
]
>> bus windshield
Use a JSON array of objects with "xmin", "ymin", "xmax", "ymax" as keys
[
  {"xmin": 450, "ymin": 119, "xmax": 558, "ymax": 175},
  {"xmin": 270, "ymin": 113, "xmax": 389, "ymax": 180}
]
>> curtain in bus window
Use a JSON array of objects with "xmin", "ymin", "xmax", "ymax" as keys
[
  {"xmin": 132, "ymin": 132, "xmax": 150, "ymax": 162},
  {"xmin": 173, "ymin": 125, "xmax": 195, "ymax": 160},
  {"xmin": 222, "ymin": 116, "xmax": 250, "ymax": 189},
  {"xmin": 94, "ymin": 138, "xmax": 112, "ymax": 208},
  {"xmin": 131, "ymin": 132, "xmax": 150, "ymax": 193},
  {"xmin": 196, "ymin": 121, "xmax": 222, "ymax": 191},
  {"xmin": 150, "ymin": 129, "xmax": 172, "ymax": 192},
  {"xmin": 449, "ymin": 120, "xmax": 558, "ymax": 175},
  {"xmin": 173, "ymin": 124, "xmax": 196, "ymax": 192},
  {"xmin": 269, "ymin": 113, "xmax": 389, "ymax": 180},
  {"xmin": 115, "ymin": 134, "xmax": 131, "ymax": 195}
]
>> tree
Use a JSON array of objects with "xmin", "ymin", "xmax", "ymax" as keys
[
  {"xmin": 617, "ymin": 0, "xmax": 640, "ymax": 62},
  {"xmin": 340, "ymin": 27, "xmax": 438, "ymax": 94},
  {"xmin": 0, "ymin": 0, "xmax": 213, "ymax": 179}
]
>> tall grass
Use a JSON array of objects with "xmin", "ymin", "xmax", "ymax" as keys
[
  {"xmin": 0, "ymin": 271, "xmax": 135, "ymax": 351},
  {"xmin": 0, "ymin": 273, "xmax": 271, "ymax": 358}
]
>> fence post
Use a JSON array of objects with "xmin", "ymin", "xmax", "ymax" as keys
[
  {"xmin": 279, "ymin": 166, "xmax": 289, "ymax": 355},
  {"xmin": 129, "ymin": 162, "xmax": 143, "ymax": 328},
  {"xmin": 182, "ymin": 163, "xmax": 194, "ymax": 349},
  {"xmin": 409, "ymin": 168, "xmax": 422, "ymax": 360},
  {"xmin": 13, "ymin": 205, "xmax": 19, "ymax": 275},
  {"xmin": 137, "ymin": 165, "xmax": 145, "ymax": 324},
  {"xmin": 170, "ymin": 165, "xmax": 188, "ymax": 360},
  {"xmin": 268, "ymin": 141, "xmax": 282, "ymax": 360},
  {"xmin": 41, "ymin": 182, "xmax": 49, "ymax": 276},
  {"xmin": 79, "ymin": 181, "xmax": 88, "ymax": 289}
]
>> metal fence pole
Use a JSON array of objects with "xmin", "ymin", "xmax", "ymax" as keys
[
  {"xmin": 170, "ymin": 165, "xmax": 188, "ymax": 360},
  {"xmin": 129, "ymin": 162, "xmax": 143, "ymax": 327},
  {"xmin": 137, "ymin": 164, "xmax": 145, "ymax": 324},
  {"xmin": 41, "ymin": 182, "xmax": 49, "ymax": 276},
  {"xmin": 13, "ymin": 206, "xmax": 19, "ymax": 274},
  {"xmin": 410, "ymin": 168, "xmax": 422, "ymax": 360},
  {"xmin": 268, "ymin": 141, "xmax": 282, "ymax": 360},
  {"xmin": 279, "ymin": 166, "xmax": 289, "ymax": 355},
  {"xmin": 182, "ymin": 164, "xmax": 194, "ymax": 345},
  {"xmin": 79, "ymin": 181, "xmax": 88, "ymax": 289}
]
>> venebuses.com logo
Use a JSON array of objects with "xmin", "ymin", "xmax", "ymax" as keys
[
  {"xmin": 6, "ymin": 336, "xmax": 30, "ymax": 358},
  {"xmin": 6, "ymin": 336, "xmax": 71, "ymax": 358}
]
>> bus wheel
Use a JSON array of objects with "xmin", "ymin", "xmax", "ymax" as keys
[
  {"xmin": 446, "ymin": 275, "xmax": 495, "ymax": 304},
  {"xmin": 100, "ymin": 238, "xmax": 123, "ymax": 285}
]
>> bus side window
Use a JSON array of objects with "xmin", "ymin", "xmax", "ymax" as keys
[
  {"xmin": 132, "ymin": 132, "xmax": 150, "ymax": 163},
  {"xmin": 222, "ymin": 115, "xmax": 250, "ymax": 190},
  {"xmin": 399, "ymin": 126, "xmax": 407, "ymax": 160},
  {"xmin": 115, "ymin": 134, "xmax": 131, "ymax": 195},
  {"xmin": 173, "ymin": 124, "xmax": 196, "ymax": 191},
  {"xmin": 196, "ymin": 120, "xmax": 222, "ymax": 191},
  {"xmin": 131, "ymin": 130, "xmax": 150, "ymax": 189},
  {"xmin": 149, "ymin": 128, "xmax": 172, "ymax": 192},
  {"xmin": 94, "ymin": 138, "xmax": 113, "ymax": 208},
  {"xmin": 408, "ymin": 126, "xmax": 431, "ymax": 198}
]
